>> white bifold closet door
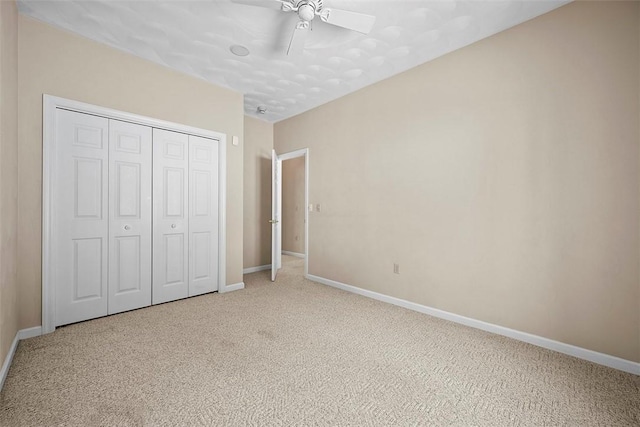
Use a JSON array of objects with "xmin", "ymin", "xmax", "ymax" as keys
[
  {"xmin": 108, "ymin": 120, "xmax": 152, "ymax": 314},
  {"xmin": 152, "ymin": 129, "xmax": 189, "ymax": 304},
  {"xmin": 54, "ymin": 110, "xmax": 219, "ymax": 326},
  {"xmin": 152, "ymin": 129, "xmax": 219, "ymax": 304},
  {"xmin": 188, "ymin": 135, "xmax": 219, "ymax": 297},
  {"xmin": 55, "ymin": 110, "xmax": 110, "ymax": 326},
  {"xmin": 55, "ymin": 110, "xmax": 152, "ymax": 325}
]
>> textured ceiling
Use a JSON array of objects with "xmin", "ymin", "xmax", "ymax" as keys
[{"xmin": 17, "ymin": 0, "xmax": 569, "ymax": 122}]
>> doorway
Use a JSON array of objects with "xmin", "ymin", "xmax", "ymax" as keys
[{"xmin": 271, "ymin": 149, "xmax": 309, "ymax": 281}]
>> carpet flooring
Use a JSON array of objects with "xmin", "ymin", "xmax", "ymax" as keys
[{"xmin": 1, "ymin": 256, "xmax": 639, "ymax": 426}]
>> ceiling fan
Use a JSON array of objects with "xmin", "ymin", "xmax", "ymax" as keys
[{"xmin": 231, "ymin": 0, "xmax": 376, "ymax": 55}]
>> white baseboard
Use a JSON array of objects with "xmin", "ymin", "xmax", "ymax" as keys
[
  {"xmin": 306, "ymin": 274, "xmax": 640, "ymax": 376},
  {"xmin": 18, "ymin": 326, "xmax": 42, "ymax": 340},
  {"xmin": 1, "ymin": 326, "xmax": 44, "ymax": 391},
  {"xmin": 243, "ymin": 264, "xmax": 270, "ymax": 274},
  {"xmin": 282, "ymin": 251, "xmax": 305, "ymax": 259},
  {"xmin": 222, "ymin": 282, "xmax": 245, "ymax": 293},
  {"xmin": 0, "ymin": 333, "xmax": 19, "ymax": 392}
]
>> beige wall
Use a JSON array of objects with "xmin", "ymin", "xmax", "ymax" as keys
[
  {"xmin": 18, "ymin": 16, "xmax": 244, "ymax": 330},
  {"xmin": 275, "ymin": 1, "xmax": 640, "ymax": 362},
  {"xmin": 243, "ymin": 116, "xmax": 273, "ymax": 269},
  {"xmin": 282, "ymin": 157, "xmax": 305, "ymax": 255},
  {"xmin": 0, "ymin": 0, "xmax": 19, "ymax": 365}
]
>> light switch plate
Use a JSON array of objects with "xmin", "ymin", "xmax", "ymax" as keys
[{"xmin": 232, "ymin": 136, "xmax": 239, "ymax": 146}]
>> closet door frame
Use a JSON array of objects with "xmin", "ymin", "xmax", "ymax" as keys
[{"xmin": 42, "ymin": 95, "xmax": 228, "ymax": 334}]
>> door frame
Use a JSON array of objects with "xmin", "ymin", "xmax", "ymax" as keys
[
  {"xmin": 271, "ymin": 150, "xmax": 281, "ymax": 281},
  {"xmin": 42, "ymin": 95, "xmax": 228, "ymax": 334},
  {"xmin": 276, "ymin": 148, "xmax": 309, "ymax": 278}
]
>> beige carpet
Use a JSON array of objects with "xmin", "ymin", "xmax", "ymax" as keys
[{"xmin": 1, "ymin": 256, "xmax": 639, "ymax": 426}]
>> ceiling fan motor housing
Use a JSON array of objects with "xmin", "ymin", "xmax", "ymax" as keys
[{"xmin": 295, "ymin": 0, "xmax": 322, "ymax": 22}]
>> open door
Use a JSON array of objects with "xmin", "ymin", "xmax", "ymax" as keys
[{"xmin": 270, "ymin": 150, "xmax": 282, "ymax": 281}]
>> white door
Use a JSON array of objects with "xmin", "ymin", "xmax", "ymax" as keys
[
  {"xmin": 55, "ymin": 109, "xmax": 109, "ymax": 326},
  {"xmin": 188, "ymin": 135, "xmax": 219, "ymax": 296},
  {"xmin": 152, "ymin": 128, "xmax": 189, "ymax": 304},
  {"xmin": 108, "ymin": 120, "xmax": 152, "ymax": 314},
  {"xmin": 271, "ymin": 150, "xmax": 282, "ymax": 281}
]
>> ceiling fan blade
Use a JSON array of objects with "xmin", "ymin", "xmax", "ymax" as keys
[
  {"xmin": 231, "ymin": 0, "xmax": 289, "ymax": 11},
  {"xmin": 319, "ymin": 8, "xmax": 376, "ymax": 34},
  {"xmin": 287, "ymin": 21, "xmax": 309, "ymax": 56}
]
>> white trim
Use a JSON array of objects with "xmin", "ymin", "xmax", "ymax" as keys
[
  {"xmin": 304, "ymin": 151, "xmax": 309, "ymax": 277},
  {"xmin": 282, "ymin": 251, "xmax": 305, "ymax": 258},
  {"xmin": 42, "ymin": 95, "xmax": 228, "ymax": 333},
  {"xmin": 278, "ymin": 148, "xmax": 307, "ymax": 161},
  {"xmin": 306, "ymin": 274, "xmax": 640, "ymax": 376},
  {"xmin": 45, "ymin": 96, "xmax": 228, "ymax": 140},
  {"xmin": 1, "ymin": 326, "xmax": 44, "ymax": 391},
  {"xmin": 0, "ymin": 333, "xmax": 19, "ymax": 391},
  {"xmin": 221, "ymin": 282, "xmax": 245, "ymax": 293},
  {"xmin": 243, "ymin": 265, "xmax": 271, "ymax": 274},
  {"xmin": 18, "ymin": 326, "xmax": 42, "ymax": 340},
  {"xmin": 42, "ymin": 96, "xmax": 56, "ymax": 334},
  {"xmin": 217, "ymin": 136, "xmax": 228, "ymax": 293}
]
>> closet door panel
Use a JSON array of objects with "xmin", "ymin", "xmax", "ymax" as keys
[
  {"xmin": 153, "ymin": 129, "xmax": 189, "ymax": 304},
  {"xmin": 188, "ymin": 135, "xmax": 219, "ymax": 296},
  {"xmin": 55, "ymin": 109, "xmax": 109, "ymax": 326},
  {"xmin": 108, "ymin": 120, "xmax": 152, "ymax": 314}
]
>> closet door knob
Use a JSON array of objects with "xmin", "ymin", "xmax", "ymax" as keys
[
  {"xmin": 124, "ymin": 225, "xmax": 131, "ymax": 230},
  {"xmin": 171, "ymin": 224, "xmax": 177, "ymax": 229}
]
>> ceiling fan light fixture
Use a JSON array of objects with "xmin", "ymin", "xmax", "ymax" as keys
[
  {"xmin": 230, "ymin": 44, "xmax": 250, "ymax": 57},
  {"xmin": 298, "ymin": 3, "xmax": 315, "ymax": 22},
  {"xmin": 231, "ymin": 0, "xmax": 375, "ymax": 55}
]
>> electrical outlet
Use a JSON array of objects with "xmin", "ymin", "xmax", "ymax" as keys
[{"xmin": 393, "ymin": 263, "xmax": 400, "ymax": 274}]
